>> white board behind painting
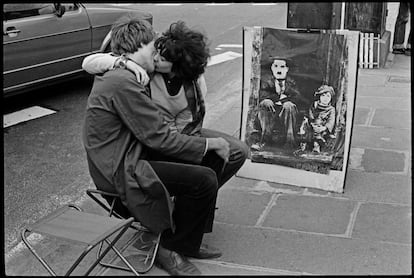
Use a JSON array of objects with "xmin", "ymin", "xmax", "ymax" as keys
[{"xmin": 238, "ymin": 27, "xmax": 359, "ymax": 193}]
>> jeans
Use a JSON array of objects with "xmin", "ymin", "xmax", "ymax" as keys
[
  {"xmin": 393, "ymin": 2, "xmax": 412, "ymax": 50},
  {"xmin": 147, "ymin": 128, "xmax": 249, "ymax": 254}
]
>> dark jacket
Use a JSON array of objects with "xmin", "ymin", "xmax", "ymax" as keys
[
  {"xmin": 259, "ymin": 75, "xmax": 301, "ymax": 105},
  {"xmin": 309, "ymin": 101, "xmax": 336, "ymax": 133},
  {"xmin": 82, "ymin": 69, "xmax": 206, "ymax": 234}
]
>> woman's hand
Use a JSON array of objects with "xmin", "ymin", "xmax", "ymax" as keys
[
  {"xmin": 126, "ymin": 61, "xmax": 150, "ymax": 86},
  {"xmin": 207, "ymin": 138, "xmax": 230, "ymax": 163}
]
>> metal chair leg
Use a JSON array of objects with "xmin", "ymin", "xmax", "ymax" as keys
[
  {"xmin": 86, "ymin": 189, "xmax": 161, "ymax": 274},
  {"xmin": 103, "ymin": 239, "xmax": 140, "ymax": 276},
  {"xmin": 82, "ymin": 220, "xmax": 134, "ymax": 276},
  {"xmin": 97, "ymin": 231, "xmax": 161, "ymax": 274},
  {"xmin": 21, "ymin": 228, "xmax": 57, "ymax": 276},
  {"xmin": 20, "ymin": 205, "xmax": 84, "ymax": 276}
]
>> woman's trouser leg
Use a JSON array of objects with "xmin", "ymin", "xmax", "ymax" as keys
[
  {"xmin": 200, "ymin": 128, "xmax": 249, "ymax": 232},
  {"xmin": 148, "ymin": 160, "xmax": 218, "ymax": 255},
  {"xmin": 200, "ymin": 128, "xmax": 249, "ymax": 187}
]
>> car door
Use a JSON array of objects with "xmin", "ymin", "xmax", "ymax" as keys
[{"xmin": 3, "ymin": 3, "xmax": 91, "ymax": 95}]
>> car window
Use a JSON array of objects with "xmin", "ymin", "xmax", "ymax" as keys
[
  {"xmin": 3, "ymin": 3, "xmax": 79, "ymax": 21},
  {"xmin": 61, "ymin": 3, "xmax": 80, "ymax": 12},
  {"xmin": 3, "ymin": 4, "xmax": 54, "ymax": 20}
]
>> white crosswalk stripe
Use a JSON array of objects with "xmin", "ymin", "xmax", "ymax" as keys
[
  {"xmin": 207, "ymin": 51, "xmax": 242, "ymax": 67},
  {"xmin": 154, "ymin": 3, "xmax": 183, "ymax": 6},
  {"xmin": 205, "ymin": 3, "xmax": 232, "ymax": 6},
  {"xmin": 3, "ymin": 106, "xmax": 57, "ymax": 128},
  {"xmin": 217, "ymin": 44, "xmax": 243, "ymax": 48},
  {"xmin": 251, "ymin": 3, "xmax": 277, "ymax": 5}
]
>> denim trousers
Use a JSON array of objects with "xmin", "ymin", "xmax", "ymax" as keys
[
  {"xmin": 147, "ymin": 128, "xmax": 249, "ymax": 255},
  {"xmin": 393, "ymin": 2, "xmax": 412, "ymax": 49}
]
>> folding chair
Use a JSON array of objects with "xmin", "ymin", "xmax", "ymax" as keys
[
  {"xmin": 86, "ymin": 189, "xmax": 161, "ymax": 274},
  {"xmin": 21, "ymin": 204, "xmax": 139, "ymax": 276}
]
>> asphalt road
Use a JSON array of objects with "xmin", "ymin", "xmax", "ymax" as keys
[{"xmin": 4, "ymin": 3, "xmax": 288, "ymax": 254}]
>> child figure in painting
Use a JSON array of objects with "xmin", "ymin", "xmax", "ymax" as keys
[{"xmin": 298, "ymin": 85, "xmax": 336, "ymax": 153}]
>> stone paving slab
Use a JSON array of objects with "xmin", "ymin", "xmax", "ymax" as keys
[
  {"xmin": 338, "ymin": 170, "xmax": 411, "ymax": 205},
  {"xmin": 357, "ymin": 74, "xmax": 388, "ymax": 87},
  {"xmin": 215, "ymin": 187, "xmax": 272, "ymax": 226},
  {"xmin": 228, "ymin": 176, "xmax": 305, "ymax": 195},
  {"xmin": 349, "ymin": 147, "xmax": 407, "ymax": 173},
  {"xmin": 351, "ymin": 125, "xmax": 410, "ymax": 150},
  {"xmin": 386, "ymin": 75, "xmax": 411, "ymax": 85},
  {"xmin": 354, "ymin": 95, "xmax": 411, "ymax": 110},
  {"xmin": 361, "ymin": 148, "xmax": 407, "ymax": 173},
  {"xmin": 354, "ymin": 107, "xmax": 371, "ymax": 125},
  {"xmin": 371, "ymin": 108, "xmax": 411, "ymax": 129},
  {"xmin": 352, "ymin": 202, "xmax": 412, "ymax": 244},
  {"xmin": 202, "ymin": 223, "xmax": 412, "ymax": 275},
  {"xmin": 262, "ymin": 194, "xmax": 356, "ymax": 235},
  {"xmin": 356, "ymin": 85, "xmax": 411, "ymax": 97}
]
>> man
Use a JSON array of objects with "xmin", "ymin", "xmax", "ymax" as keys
[
  {"xmin": 392, "ymin": 2, "xmax": 411, "ymax": 56},
  {"xmin": 251, "ymin": 57, "xmax": 301, "ymax": 150},
  {"xmin": 82, "ymin": 15, "xmax": 230, "ymax": 276}
]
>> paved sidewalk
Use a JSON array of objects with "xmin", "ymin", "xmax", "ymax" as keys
[
  {"xmin": 4, "ymin": 52, "xmax": 411, "ymax": 276},
  {"xmin": 198, "ymin": 52, "xmax": 411, "ymax": 275}
]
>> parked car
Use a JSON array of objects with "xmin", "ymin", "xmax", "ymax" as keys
[{"xmin": 3, "ymin": 3, "xmax": 153, "ymax": 97}]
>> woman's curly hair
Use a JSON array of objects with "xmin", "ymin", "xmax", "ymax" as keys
[{"xmin": 155, "ymin": 21, "xmax": 210, "ymax": 81}]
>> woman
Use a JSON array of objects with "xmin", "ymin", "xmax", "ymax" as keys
[{"xmin": 82, "ymin": 20, "xmax": 249, "ymax": 260}]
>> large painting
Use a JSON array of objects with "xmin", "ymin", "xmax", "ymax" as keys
[{"xmin": 238, "ymin": 27, "xmax": 359, "ymax": 193}]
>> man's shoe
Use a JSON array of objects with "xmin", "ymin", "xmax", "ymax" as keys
[
  {"xmin": 392, "ymin": 48, "xmax": 405, "ymax": 55},
  {"xmin": 184, "ymin": 244, "xmax": 222, "ymax": 259},
  {"xmin": 156, "ymin": 248, "xmax": 201, "ymax": 276},
  {"xmin": 404, "ymin": 48, "xmax": 411, "ymax": 56}
]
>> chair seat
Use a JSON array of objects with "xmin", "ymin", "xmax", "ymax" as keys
[{"xmin": 28, "ymin": 206, "xmax": 133, "ymax": 246}]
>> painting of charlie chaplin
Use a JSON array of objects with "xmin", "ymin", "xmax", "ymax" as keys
[{"xmin": 243, "ymin": 27, "xmax": 356, "ymax": 175}]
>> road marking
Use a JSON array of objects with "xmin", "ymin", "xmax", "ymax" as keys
[
  {"xmin": 217, "ymin": 44, "xmax": 243, "ymax": 48},
  {"xmin": 251, "ymin": 3, "xmax": 278, "ymax": 5},
  {"xmin": 154, "ymin": 3, "xmax": 183, "ymax": 6},
  {"xmin": 207, "ymin": 51, "xmax": 242, "ymax": 67},
  {"xmin": 205, "ymin": 3, "xmax": 231, "ymax": 5},
  {"xmin": 3, "ymin": 106, "xmax": 57, "ymax": 128}
]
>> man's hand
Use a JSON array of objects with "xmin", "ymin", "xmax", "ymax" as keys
[
  {"xmin": 207, "ymin": 138, "xmax": 230, "ymax": 163},
  {"xmin": 259, "ymin": 99, "xmax": 276, "ymax": 112}
]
